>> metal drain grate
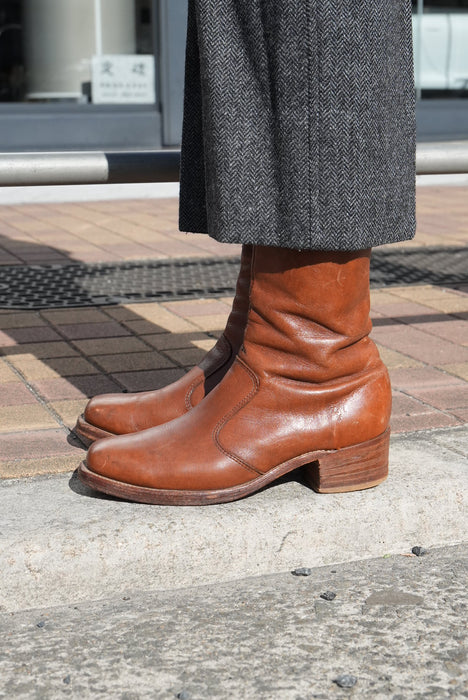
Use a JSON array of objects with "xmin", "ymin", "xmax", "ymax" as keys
[{"xmin": 0, "ymin": 246, "xmax": 466, "ymax": 310}]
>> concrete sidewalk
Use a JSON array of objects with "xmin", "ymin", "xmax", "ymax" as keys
[{"xmin": 1, "ymin": 545, "xmax": 466, "ymax": 699}]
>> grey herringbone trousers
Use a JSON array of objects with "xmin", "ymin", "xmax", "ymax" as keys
[{"xmin": 179, "ymin": 0, "xmax": 416, "ymax": 251}]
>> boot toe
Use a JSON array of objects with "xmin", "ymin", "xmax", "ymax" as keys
[
  {"xmin": 84, "ymin": 394, "xmax": 131, "ymax": 434},
  {"xmin": 86, "ymin": 437, "xmax": 113, "ymax": 478},
  {"xmin": 86, "ymin": 432, "xmax": 151, "ymax": 486},
  {"xmin": 84, "ymin": 395, "xmax": 109, "ymax": 428}
]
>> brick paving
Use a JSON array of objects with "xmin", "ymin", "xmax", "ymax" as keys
[{"xmin": 0, "ymin": 187, "xmax": 467, "ymax": 478}]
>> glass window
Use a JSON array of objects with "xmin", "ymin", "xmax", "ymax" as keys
[
  {"xmin": 0, "ymin": 0, "xmax": 156, "ymax": 105},
  {"xmin": 412, "ymin": 0, "xmax": 468, "ymax": 97}
]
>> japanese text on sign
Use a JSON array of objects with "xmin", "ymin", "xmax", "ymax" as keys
[{"xmin": 92, "ymin": 55, "xmax": 155, "ymax": 104}]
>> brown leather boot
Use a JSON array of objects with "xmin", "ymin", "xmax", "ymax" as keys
[
  {"xmin": 79, "ymin": 246, "xmax": 392, "ymax": 504},
  {"xmin": 74, "ymin": 245, "xmax": 253, "ymax": 444}
]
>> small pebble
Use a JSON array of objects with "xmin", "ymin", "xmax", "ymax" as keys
[
  {"xmin": 412, "ymin": 546, "xmax": 427, "ymax": 557},
  {"xmin": 320, "ymin": 591, "xmax": 336, "ymax": 601},
  {"xmin": 63, "ymin": 676, "xmax": 71, "ymax": 685},
  {"xmin": 292, "ymin": 567, "xmax": 312, "ymax": 577},
  {"xmin": 36, "ymin": 621, "xmax": 45, "ymax": 628},
  {"xmin": 177, "ymin": 692, "xmax": 191, "ymax": 700},
  {"xmin": 123, "ymin": 596, "xmax": 130, "ymax": 601},
  {"xmin": 333, "ymin": 674, "xmax": 357, "ymax": 689}
]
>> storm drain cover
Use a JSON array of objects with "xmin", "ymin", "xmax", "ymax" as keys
[{"xmin": 0, "ymin": 246, "xmax": 466, "ymax": 310}]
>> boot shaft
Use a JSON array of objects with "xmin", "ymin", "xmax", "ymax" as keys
[{"xmin": 241, "ymin": 246, "xmax": 381, "ymax": 383}]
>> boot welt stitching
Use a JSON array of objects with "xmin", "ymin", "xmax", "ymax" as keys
[{"xmin": 185, "ymin": 375, "xmax": 204, "ymax": 412}]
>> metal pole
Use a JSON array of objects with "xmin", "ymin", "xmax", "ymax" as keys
[
  {"xmin": 0, "ymin": 144, "xmax": 466, "ymax": 187},
  {"xmin": 416, "ymin": 141, "xmax": 468, "ymax": 175},
  {"xmin": 416, "ymin": 0, "xmax": 424, "ymax": 101},
  {"xmin": 0, "ymin": 151, "xmax": 181, "ymax": 186}
]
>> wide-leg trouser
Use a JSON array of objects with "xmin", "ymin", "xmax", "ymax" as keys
[{"xmin": 179, "ymin": 0, "xmax": 416, "ymax": 251}]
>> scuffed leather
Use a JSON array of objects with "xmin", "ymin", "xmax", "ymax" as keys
[
  {"xmin": 86, "ymin": 246, "xmax": 392, "ymax": 490},
  {"xmin": 82, "ymin": 245, "xmax": 253, "ymax": 435}
]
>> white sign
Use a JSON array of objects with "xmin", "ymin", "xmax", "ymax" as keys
[{"xmin": 92, "ymin": 55, "xmax": 155, "ymax": 104}]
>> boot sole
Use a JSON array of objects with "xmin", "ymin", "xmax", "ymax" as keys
[
  {"xmin": 74, "ymin": 415, "xmax": 116, "ymax": 446},
  {"xmin": 77, "ymin": 428, "xmax": 390, "ymax": 505}
]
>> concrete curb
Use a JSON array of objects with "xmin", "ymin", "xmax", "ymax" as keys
[{"xmin": 1, "ymin": 426, "xmax": 467, "ymax": 613}]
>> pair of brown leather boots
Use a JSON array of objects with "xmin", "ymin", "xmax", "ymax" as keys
[{"xmin": 76, "ymin": 245, "xmax": 391, "ymax": 505}]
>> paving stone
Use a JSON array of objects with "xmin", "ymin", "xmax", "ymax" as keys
[
  {"xmin": 94, "ymin": 352, "xmax": 175, "ymax": 373},
  {"xmin": 6, "ymin": 358, "xmax": 57, "ymax": 381},
  {"xmin": 0, "ymin": 383, "xmax": 38, "ymax": 406},
  {"xmin": 0, "ymin": 331, "xmax": 17, "ymax": 347},
  {"xmin": 143, "ymin": 331, "xmax": 210, "ymax": 351},
  {"xmin": 48, "ymin": 400, "xmax": 89, "ymax": 429},
  {"xmin": 72, "ymin": 251, "xmax": 126, "ymax": 264},
  {"xmin": 423, "ymin": 295, "xmax": 468, "ymax": 315},
  {"xmin": 0, "ymin": 428, "xmax": 76, "ymax": 461},
  {"xmin": 450, "ymin": 407, "xmax": 468, "ymax": 422},
  {"xmin": 72, "ymin": 336, "xmax": 150, "ymax": 356},
  {"xmin": 189, "ymin": 314, "xmax": 230, "ymax": 332},
  {"xmin": 163, "ymin": 299, "xmax": 234, "ymax": 318},
  {"xmin": 121, "ymin": 320, "xmax": 168, "ymax": 336},
  {"xmin": 441, "ymin": 362, "xmax": 468, "ymax": 382},
  {"xmin": 391, "ymin": 412, "xmax": 461, "ymax": 433},
  {"xmin": 407, "ymin": 385, "xmax": 468, "ymax": 411},
  {"xmin": 123, "ymin": 304, "xmax": 198, "ymax": 333},
  {"xmin": 187, "ymin": 237, "xmax": 242, "ymax": 257},
  {"xmin": 0, "ymin": 341, "xmax": 78, "ymax": 359},
  {"xmin": 0, "ymin": 455, "xmax": 79, "ymax": 479},
  {"xmin": 391, "ymin": 392, "xmax": 435, "ymax": 417},
  {"xmin": 371, "ymin": 299, "xmax": 435, "ymax": 317},
  {"xmin": 20, "ymin": 253, "xmax": 69, "ymax": 264},
  {"xmin": 0, "ymin": 326, "xmax": 62, "ymax": 344},
  {"xmin": 0, "ymin": 361, "xmax": 19, "ymax": 383},
  {"xmin": 375, "ymin": 345, "xmax": 424, "ymax": 370},
  {"xmin": 371, "ymin": 289, "xmax": 408, "ymax": 305},
  {"xmin": 100, "ymin": 306, "xmax": 146, "ymax": 322},
  {"xmin": 164, "ymin": 347, "xmax": 207, "ymax": 367},
  {"xmin": 148, "ymin": 240, "xmax": 208, "ymax": 258},
  {"xmin": 46, "ymin": 357, "xmax": 101, "ymax": 377},
  {"xmin": 374, "ymin": 325, "xmax": 468, "ymax": 365},
  {"xmin": 189, "ymin": 338, "xmax": 217, "ymax": 352},
  {"xmin": 112, "ymin": 368, "xmax": 186, "ymax": 392},
  {"xmin": 0, "ymin": 253, "xmax": 21, "ymax": 265},
  {"xmin": 409, "ymin": 318, "xmax": 468, "ymax": 346},
  {"xmin": 8, "ymin": 356, "xmax": 99, "ymax": 380},
  {"xmin": 31, "ymin": 376, "xmax": 120, "ymax": 401},
  {"xmin": 389, "ymin": 366, "xmax": 465, "ymax": 390},
  {"xmin": 58, "ymin": 322, "xmax": 131, "ymax": 340},
  {"xmin": 41, "ymin": 309, "xmax": 110, "ymax": 325},
  {"xmin": 0, "ymin": 405, "xmax": 59, "ymax": 433},
  {"xmin": 96, "ymin": 244, "xmax": 156, "ymax": 259},
  {"xmin": 0, "ymin": 312, "xmax": 44, "ymax": 329}
]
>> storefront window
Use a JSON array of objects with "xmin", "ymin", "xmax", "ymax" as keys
[
  {"xmin": 0, "ymin": 0, "xmax": 156, "ymax": 105},
  {"xmin": 412, "ymin": 0, "xmax": 468, "ymax": 97}
]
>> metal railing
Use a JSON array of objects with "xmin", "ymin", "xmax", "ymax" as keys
[{"xmin": 0, "ymin": 142, "xmax": 466, "ymax": 187}]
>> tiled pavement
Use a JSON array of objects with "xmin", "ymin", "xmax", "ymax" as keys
[{"xmin": 0, "ymin": 187, "xmax": 467, "ymax": 478}]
